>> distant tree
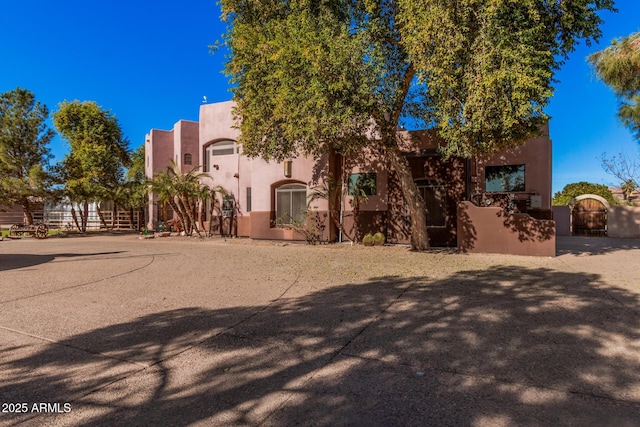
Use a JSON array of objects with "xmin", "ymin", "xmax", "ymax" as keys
[
  {"xmin": 0, "ymin": 87, "xmax": 55, "ymax": 224},
  {"xmin": 600, "ymin": 151, "xmax": 640, "ymax": 201},
  {"xmin": 589, "ymin": 31, "xmax": 640, "ymax": 140},
  {"xmin": 221, "ymin": 0, "xmax": 614, "ymax": 250},
  {"xmin": 620, "ymin": 179, "xmax": 638, "ymax": 202},
  {"xmin": 122, "ymin": 145, "xmax": 148, "ymax": 229},
  {"xmin": 552, "ymin": 182, "xmax": 618, "ymax": 206},
  {"xmin": 53, "ymin": 101, "xmax": 131, "ymax": 231}
]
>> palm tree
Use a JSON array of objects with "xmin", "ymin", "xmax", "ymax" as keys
[
  {"xmin": 149, "ymin": 160, "xmax": 226, "ymax": 237},
  {"xmin": 149, "ymin": 164, "xmax": 186, "ymax": 232}
]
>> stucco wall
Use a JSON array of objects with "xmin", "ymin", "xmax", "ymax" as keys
[
  {"xmin": 476, "ymin": 123, "xmax": 552, "ymax": 210},
  {"xmin": 175, "ymin": 120, "xmax": 199, "ymax": 171},
  {"xmin": 552, "ymin": 206, "xmax": 571, "ymax": 236},
  {"xmin": 608, "ymin": 205, "xmax": 640, "ymax": 238},
  {"xmin": 457, "ymin": 202, "xmax": 556, "ymax": 257}
]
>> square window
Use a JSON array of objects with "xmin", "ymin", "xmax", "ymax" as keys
[
  {"xmin": 348, "ymin": 173, "xmax": 377, "ymax": 196},
  {"xmin": 485, "ymin": 165, "xmax": 525, "ymax": 192}
]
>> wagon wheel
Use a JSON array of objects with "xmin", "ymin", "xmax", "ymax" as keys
[
  {"xmin": 9, "ymin": 224, "xmax": 21, "ymax": 237},
  {"xmin": 35, "ymin": 224, "xmax": 48, "ymax": 239}
]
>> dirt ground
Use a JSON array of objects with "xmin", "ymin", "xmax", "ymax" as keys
[{"xmin": 0, "ymin": 234, "xmax": 639, "ymax": 426}]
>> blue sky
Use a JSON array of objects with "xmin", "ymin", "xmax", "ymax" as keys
[{"xmin": 1, "ymin": 0, "xmax": 639, "ymax": 195}]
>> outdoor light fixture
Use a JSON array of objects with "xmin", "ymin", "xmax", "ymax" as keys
[{"xmin": 284, "ymin": 160, "xmax": 292, "ymax": 178}]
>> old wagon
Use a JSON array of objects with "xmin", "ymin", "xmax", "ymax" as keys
[{"xmin": 9, "ymin": 223, "xmax": 49, "ymax": 239}]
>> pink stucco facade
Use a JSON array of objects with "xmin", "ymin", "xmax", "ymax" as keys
[{"xmin": 145, "ymin": 101, "xmax": 554, "ymax": 252}]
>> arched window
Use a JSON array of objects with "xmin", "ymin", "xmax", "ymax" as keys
[
  {"xmin": 275, "ymin": 183, "xmax": 307, "ymax": 225},
  {"xmin": 203, "ymin": 140, "xmax": 238, "ymax": 172},
  {"xmin": 184, "ymin": 153, "xmax": 192, "ymax": 165}
]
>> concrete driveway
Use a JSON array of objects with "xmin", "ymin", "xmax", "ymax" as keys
[{"xmin": 0, "ymin": 235, "xmax": 639, "ymax": 426}]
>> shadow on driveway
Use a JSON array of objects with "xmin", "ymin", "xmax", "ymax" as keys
[
  {"xmin": 2, "ymin": 266, "xmax": 639, "ymax": 425},
  {"xmin": 0, "ymin": 252, "xmax": 125, "ymax": 272}
]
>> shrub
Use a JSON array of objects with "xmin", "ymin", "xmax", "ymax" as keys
[
  {"xmin": 373, "ymin": 232, "xmax": 385, "ymax": 246},
  {"xmin": 362, "ymin": 233, "xmax": 374, "ymax": 246}
]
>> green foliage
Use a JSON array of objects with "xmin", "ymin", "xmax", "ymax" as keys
[
  {"xmin": 123, "ymin": 145, "xmax": 148, "ymax": 209},
  {"xmin": 0, "ymin": 87, "xmax": 55, "ymax": 223},
  {"xmin": 223, "ymin": 0, "xmax": 613, "ymax": 159},
  {"xmin": 552, "ymin": 182, "xmax": 618, "ymax": 206},
  {"xmin": 372, "ymin": 231, "xmax": 385, "ymax": 246},
  {"xmin": 589, "ymin": 31, "xmax": 640, "ymax": 140},
  {"xmin": 221, "ymin": 0, "xmax": 613, "ymax": 248},
  {"xmin": 362, "ymin": 233, "xmax": 374, "ymax": 246},
  {"xmin": 620, "ymin": 178, "xmax": 638, "ymax": 201},
  {"xmin": 149, "ymin": 160, "xmax": 228, "ymax": 236},
  {"xmin": 53, "ymin": 101, "xmax": 130, "ymax": 200},
  {"xmin": 53, "ymin": 100, "xmax": 131, "ymax": 231}
]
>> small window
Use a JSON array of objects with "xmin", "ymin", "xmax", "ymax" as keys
[
  {"xmin": 246, "ymin": 187, "xmax": 252, "ymax": 212},
  {"xmin": 348, "ymin": 173, "xmax": 377, "ymax": 196},
  {"xmin": 485, "ymin": 165, "xmax": 525, "ymax": 192},
  {"xmin": 184, "ymin": 153, "xmax": 192, "ymax": 165},
  {"xmin": 210, "ymin": 140, "xmax": 236, "ymax": 156},
  {"xmin": 276, "ymin": 184, "xmax": 307, "ymax": 225}
]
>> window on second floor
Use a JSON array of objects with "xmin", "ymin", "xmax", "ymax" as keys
[
  {"xmin": 485, "ymin": 164, "xmax": 525, "ymax": 192},
  {"xmin": 203, "ymin": 140, "xmax": 238, "ymax": 172},
  {"xmin": 348, "ymin": 173, "xmax": 377, "ymax": 196}
]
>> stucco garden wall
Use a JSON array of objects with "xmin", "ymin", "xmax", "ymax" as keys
[
  {"xmin": 608, "ymin": 205, "xmax": 640, "ymax": 238},
  {"xmin": 457, "ymin": 202, "xmax": 556, "ymax": 257},
  {"xmin": 552, "ymin": 206, "xmax": 571, "ymax": 236}
]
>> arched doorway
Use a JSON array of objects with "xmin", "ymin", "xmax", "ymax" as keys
[{"xmin": 570, "ymin": 195, "xmax": 608, "ymax": 237}]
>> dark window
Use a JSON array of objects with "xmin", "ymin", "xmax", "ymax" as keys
[
  {"xmin": 348, "ymin": 173, "xmax": 377, "ymax": 196},
  {"xmin": 184, "ymin": 153, "xmax": 192, "ymax": 165},
  {"xmin": 246, "ymin": 187, "xmax": 252, "ymax": 212},
  {"xmin": 485, "ymin": 164, "xmax": 525, "ymax": 192},
  {"xmin": 222, "ymin": 197, "xmax": 234, "ymax": 217}
]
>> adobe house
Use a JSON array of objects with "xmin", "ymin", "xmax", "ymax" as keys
[{"xmin": 145, "ymin": 100, "xmax": 555, "ymax": 255}]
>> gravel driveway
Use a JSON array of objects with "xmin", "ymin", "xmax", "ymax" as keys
[{"xmin": 1, "ymin": 234, "xmax": 639, "ymax": 426}]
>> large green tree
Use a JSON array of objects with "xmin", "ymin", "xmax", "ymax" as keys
[
  {"xmin": 0, "ymin": 87, "xmax": 55, "ymax": 224},
  {"xmin": 221, "ymin": 0, "xmax": 614, "ymax": 250},
  {"xmin": 53, "ymin": 101, "xmax": 130, "ymax": 231},
  {"xmin": 589, "ymin": 31, "xmax": 640, "ymax": 140},
  {"xmin": 552, "ymin": 182, "xmax": 618, "ymax": 206}
]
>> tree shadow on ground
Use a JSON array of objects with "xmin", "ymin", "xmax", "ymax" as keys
[
  {"xmin": 1, "ymin": 267, "xmax": 639, "ymax": 426},
  {"xmin": 0, "ymin": 251, "xmax": 125, "ymax": 272}
]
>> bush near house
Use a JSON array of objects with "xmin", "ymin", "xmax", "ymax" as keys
[{"xmin": 552, "ymin": 182, "xmax": 618, "ymax": 206}]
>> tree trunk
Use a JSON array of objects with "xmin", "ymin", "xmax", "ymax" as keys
[
  {"xmin": 385, "ymin": 141, "xmax": 429, "ymax": 250},
  {"xmin": 71, "ymin": 206, "xmax": 81, "ymax": 231},
  {"xmin": 185, "ymin": 195, "xmax": 201, "ymax": 235},
  {"xmin": 96, "ymin": 205, "xmax": 109, "ymax": 229},
  {"xmin": 128, "ymin": 207, "xmax": 134, "ymax": 230},
  {"xmin": 185, "ymin": 196, "xmax": 202, "ymax": 237},
  {"xmin": 198, "ymin": 199, "xmax": 206, "ymax": 236},
  {"xmin": 167, "ymin": 198, "xmax": 186, "ymax": 233},
  {"xmin": 22, "ymin": 201, "xmax": 34, "ymax": 226},
  {"xmin": 111, "ymin": 202, "xmax": 117, "ymax": 229},
  {"xmin": 82, "ymin": 201, "xmax": 89, "ymax": 232}
]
